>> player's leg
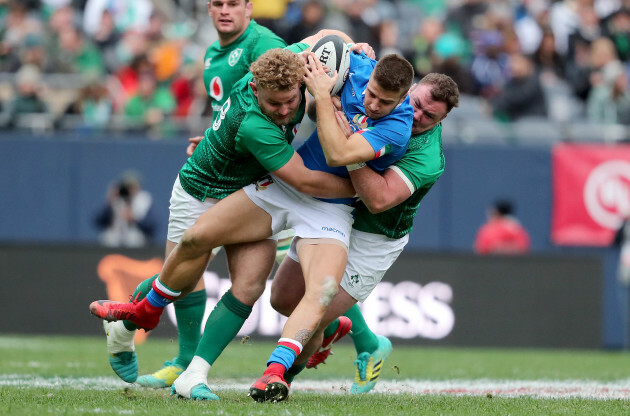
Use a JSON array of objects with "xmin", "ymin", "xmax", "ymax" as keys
[
  {"xmin": 172, "ymin": 239, "xmax": 276, "ymax": 400},
  {"xmin": 90, "ymin": 189, "xmax": 273, "ymax": 330},
  {"xmin": 135, "ymin": 247, "xmax": 211, "ymax": 388},
  {"xmin": 101, "ymin": 177, "xmax": 216, "ymax": 384},
  {"xmin": 270, "ymin": 246, "xmax": 351, "ymax": 372},
  {"xmin": 250, "ymin": 241, "xmax": 347, "ymax": 403},
  {"xmin": 340, "ymin": 230, "xmax": 407, "ymax": 394}
]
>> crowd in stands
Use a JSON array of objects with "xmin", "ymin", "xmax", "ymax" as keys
[{"xmin": 1, "ymin": 0, "xmax": 630, "ymax": 141}]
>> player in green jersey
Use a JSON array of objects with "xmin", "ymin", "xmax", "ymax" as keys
[
  {"xmin": 91, "ymin": 31, "xmax": 364, "ymax": 399},
  {"xmin": 129, "ymin": 0, "xmax": 288, "ymax": 389},
  {"xmin": 269, "ymin": 73, "xmax": 460, "ymax": 394}
]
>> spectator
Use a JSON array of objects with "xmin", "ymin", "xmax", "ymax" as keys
[
  {"xmin": 63, "ymin": 74, "xmax": 112, "ymax": 128},
  {"xmin": 533, "ymin": 28, "xmax": 567, "ymax": 81},
  {"xmin": 49, "ymin": 25, "xmax": 105, "ymax": 75},
  {"xmin": 7, "ymin": 64, "xmax": 49, "ymax": 124},
  {"xmin": 432, "ymin": 32, "xmax": 475, "ymax": 95},
  {"xmin": 490, "ymin": 52, "xmax": 547, "ymax": 121},
  {"xmin": 586, "ymin": 36, "xmax": 630, "ymax": 124},
  {"xmin": 445, "ymin": 0, "xmax": 489, "ymax": 40},
  {"xmin": 0, "ymin": 0, "xmax": 44, "ymax": 71},
  {"xmin": 474, "ymin": 200, "xmax": 531, "ymax": 255},
  {"xmin": 94, "ymin": 171, "xmax": 157, "ymax": 247},
  {"xmin": 285, "ymin": 0, "xmax": 327, "ymax": 45},
  {"xmin": 82, "ymin": 0, "xmax": 153, "ymax": 37},
  {"xmin": 410, "ymin": 17, "xmax": 445, "ymax": 79},
  {"xmin": 123, "ymin": 68, "xmax": 175, "ymax": 132},
  {"xmin": 470, "ymin": 29, "xmax": 510, "ymax": 98},
  {"xmin": 600, "ymin": 0, "xmax": 630, "ymax": 61},
  {"xmin": 91, "ymin": 10, "xmax": 121, "ymax": 73}
]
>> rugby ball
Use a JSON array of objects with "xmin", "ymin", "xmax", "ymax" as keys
[{"xmin": 311, "ymin": 35, "xmax": 350, "ymax": 95}]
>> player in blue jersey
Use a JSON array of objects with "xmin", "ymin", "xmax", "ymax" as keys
[{"xmin": 271, "ymin": 72, "xmax": 459, "ymax": 394}]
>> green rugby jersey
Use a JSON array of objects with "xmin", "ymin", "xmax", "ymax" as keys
[
  {"xmin": 180, "ymin": 43, "xmax": 309, "ymax": 201},
  {"xmin": 352, "ymin": 123, "xmax": 445, "ymax": 239},
  {"xmin": 203, "ymin": 20, "xmax": 286, "ymax": 115}
]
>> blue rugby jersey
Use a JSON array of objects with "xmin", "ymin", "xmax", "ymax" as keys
[{"xmin": 298, "ymin": 51, "xmax": 413, "ymax": 204}]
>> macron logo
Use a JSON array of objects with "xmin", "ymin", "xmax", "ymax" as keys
[{"xmin": 321, "ymin": 226, "xmax": 345, "ymax": 237}]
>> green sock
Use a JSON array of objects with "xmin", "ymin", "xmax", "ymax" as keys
[
  {"xmin": 195, "ymin": 290, "xmax": 252, "ymax": 365},
  {"xmin": 123, "ymin": 274, "xmax": 158, "ymax": 331},
  {"xmin": 284, "ymin": 362, "xmax": 307, "ymax": 384},
  {"xmin": 345, "ymin": 304, "xmax": 379, "ymax": 354},
  {"xmin": 323, "ymin": 319, "xmax": 340, "ymax": 339},
  {"xmin": 172, "ymin": 289, "xmax": 206, "ymax": 368}
]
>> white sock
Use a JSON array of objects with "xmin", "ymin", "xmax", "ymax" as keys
[
  {"xmin": 104, "ymin": 321, "xmax": 135, "ymax": 353},
  {"xmin": 186, "ymin": 356, "xmax": 211, "ymax": 376}
]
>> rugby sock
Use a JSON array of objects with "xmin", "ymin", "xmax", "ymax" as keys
[
  {"xmin": 284, "ymin": 362, "xmax": 307, "ymax": 384},
  {"xmin": 323, "ymin": 319, "xmax": 340, "ymax": 339},
  {"xmin": 123, "ymin": 274, "xmax": 158, "ymax": 331},
  {"xmin": 146, "ymin": 277, "xmax": 181, "ymax": 308},
  {"xmin": 265, "ymin": 338, "xmax": 303, "ymax": 376},
  {"xmin": 195, "ymin": 290, "xmax": 252, "ymax": 366},
  {"xmin": 173, "ymin": 289, "xmax": 206, "ymax": 368},
  {"xmin": 345, "ymin": 304, "xmax": 379, "ymax": 354}
]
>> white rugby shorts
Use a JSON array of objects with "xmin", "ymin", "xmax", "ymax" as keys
[
  {"xmin": 243, "ymin": 174, "xmax": 354, "ymax": 248},
  {"xmin": 167, "ymin": 176, "xmax": 278, "ymax": 255},
  {"xmin": 288, "ymin": 228, "xmax": 409, "ymax": 302}
]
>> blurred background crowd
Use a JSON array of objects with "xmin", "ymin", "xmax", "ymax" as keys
[{"xmin": 1, "ymin": 0, "xmax": 630, "ymax": 141}]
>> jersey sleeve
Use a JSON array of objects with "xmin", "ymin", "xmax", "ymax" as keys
[
  {"xmin": 236, "ymin": 112, "xmax": 295, "ymax": 172},
  {"xmin": 390, "ymin": 148, "xmax": 444, "ymax": 193}
]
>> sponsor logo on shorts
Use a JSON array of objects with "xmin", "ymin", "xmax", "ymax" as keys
[
  {"xmin": 321, "ymin": 226, "xmax": 345, "ymax": 237},
  {"xmin": 255, "ymin": 175, "xmax": 274, "ymax": 191}
]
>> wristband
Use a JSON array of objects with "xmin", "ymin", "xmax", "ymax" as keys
[{"xmin": 346, "ymin": 162, "xmax": 366, "ymax": 171}]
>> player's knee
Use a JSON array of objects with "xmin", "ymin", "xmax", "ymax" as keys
[
  {"xmin": 180, "ymin": 225, "xmax": 215, "ymax": 255},
  {"xmin": 231, "ymin": 280, "xmax": 265, "ymax": 306}
]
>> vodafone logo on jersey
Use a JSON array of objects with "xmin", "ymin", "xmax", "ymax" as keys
[
  {"xmin": 210, "ymin": 76, "xmax": 223, "ymax": 102},
  {"xmin": 552, "ymin": 143, "xmax": 630, "ymax": 246}
]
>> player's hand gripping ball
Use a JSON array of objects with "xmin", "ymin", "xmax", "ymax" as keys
[{"xmin": 311, "ymin": 35, "xmax": 351, "ymax": 96}]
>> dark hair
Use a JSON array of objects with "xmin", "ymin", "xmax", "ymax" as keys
[
  {"xmin": 418, "ymin": 73, "xmax": 460, "ymax": 112},
  {"xmin": 372, "ymin": 54, "xmax": 414, "ymax": 96},
  {"xmin": 494, "ymin": 200, "xmax": 514, "ymax": 216}
]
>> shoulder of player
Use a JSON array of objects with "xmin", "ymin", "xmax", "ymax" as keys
[
  {"xmin": 237, "ymin": 107, "xmax": 283, "ymax": 138},
  {"xmin": 395, "ymin": 137, "xmax": 445, "ymax": 178}
]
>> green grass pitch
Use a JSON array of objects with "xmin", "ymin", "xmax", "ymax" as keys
[{"xmin": 2, "ymin": 334, "xmax": 630, "ymax": 415}]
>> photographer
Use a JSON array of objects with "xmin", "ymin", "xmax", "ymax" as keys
[{"xmin": 94, "ymin": 171, "xmax": 157, "ymax": 247}]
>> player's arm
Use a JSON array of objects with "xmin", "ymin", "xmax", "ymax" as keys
[
  {"xmin": 304, "ymin": 54, "xmax": 376, "ymax": 166},
  {"xmin": 300, "ymin": 29, "xmax": 354, "ymax": 49},
  {"xmin": 272, "ymin": 152, "xmax": 356, "ymax": 199},
  {"xmin": 349, "ymin": 164, "xmax": 412, "ymax": 214},
  {"xmin": 334, "ymin": 110, "xmax": 411, "ymax": 213}
]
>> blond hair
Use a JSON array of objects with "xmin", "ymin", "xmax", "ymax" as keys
[{"xmin": 250, "ymin": 49, "xmax": 305, "ymax": 90}]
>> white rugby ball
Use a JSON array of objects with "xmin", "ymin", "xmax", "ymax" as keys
[{"xmin": 311, "ymin": 35, "xmax": 350, "ymax": 96}]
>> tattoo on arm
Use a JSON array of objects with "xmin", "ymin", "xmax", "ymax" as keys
[{"xmin": 294, "ymin": 329, "xmax": 313, "ymax": 345}]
